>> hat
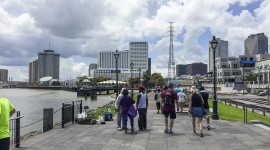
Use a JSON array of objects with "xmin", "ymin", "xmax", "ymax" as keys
[
  {"xmin": 168, "ymin": 83, "xmax": 173, "ymax": 88},
  {"xmin": 138, "ymin": 84, "xmax": 145, "ymax": 89},
  {"xmin": 122, "ymin": 88, "xmax": 128, "ymax": 95},
  {"xmin": 199, "ymin": 86, "xmax": 205, "ymax": 91},
  {"xmin": 190, "ymin": 86, "xmax": 197, "ymax": 93}
]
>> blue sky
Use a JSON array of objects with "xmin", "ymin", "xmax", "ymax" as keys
[{"xmin": 0, "ymin": 0, "xmax": 269, "ymax": 81}]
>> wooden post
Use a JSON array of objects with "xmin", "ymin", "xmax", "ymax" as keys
[{"xmin": 43, "ymin": 108, "xmax": 53, "ymax": 132}]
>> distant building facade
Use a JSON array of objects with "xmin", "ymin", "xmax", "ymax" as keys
[
  {"xmin": 176, "ymin": 64, "xmax": 187, "ymax": 77},
  {"xmin": 148, "ymin": 58, "xmax": 151, "ymax": 75},
  {"xmin": 92, "ymin": 42, "xmax": 149, "ymax": 81},
  {"xmin": 88, "ymin": 63, "xmax": 97, "ymax": 77},
  {"xmin": 29, "ymin": 59, "xmax": 39, "ymax": 84},
  {"xmin": 38, "ymin": 50, "xmax": 60, "ymax": 80},
  {"xmin": 186, "ymin": 62, "xmax": 207, "ymax": 76},
  {"xmin": 0, "ymin": 69, "xmax": 8, "ymax": 82},
  {"xmin": 208, "ymin": 38, "xmax": 228, "ymax": 72},
  {"xmin": 245, "ymin": 33, "xmax": 268, "ymax": 55}
]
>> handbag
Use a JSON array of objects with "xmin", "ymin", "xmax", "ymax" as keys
[{"xmin": 127, "ymin": 104, "xmax": 137, "ymax": 117}]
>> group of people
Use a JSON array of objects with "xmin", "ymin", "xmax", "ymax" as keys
[
  {"xmin": 114, "ymin": 84, "xmax": 148, "ymax": 134},
  {"xmin": 154, "ymin": 84, "xmax": 210, "ymax": 137}
]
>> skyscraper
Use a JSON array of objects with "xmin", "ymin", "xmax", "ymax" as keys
[
  {"xmin": 176, "ymin": 64, "xmax": 187, "ymax": 76},
  {"xmin": 0, "ymin": 69, "xmax": 8, "ymax": 82},
  {"xmin": 29, "ymin": 59, "xmax": 39, "ymax": 84},
  {"xmin": 38, "ymin": 50, "xmax": 60, "ymax": 80},
  {"xmin": 245, "ymin": 33, "xmax": 268, "ymax": 55},
  {"xmin": 88, "ymin": 63, "xmax": 97, "ymax": 77},
  {"xmin": 186, "ymin": 62, "xmax": 207, "ymax": 76},
  {"xmin": 208, "ymin": 38, "xmax": 228, "ymax": 72},
  {"xmin": 129, "ymin": 42, "xmax": 148, "ymax": 73}
]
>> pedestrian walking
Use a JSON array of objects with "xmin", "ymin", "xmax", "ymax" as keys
[
  {"xmin": 188, "ymin": 86, "xmax": 204, "ymax": 137},
  {"xmin": 119, "ymin": 89, "xmax": 135, "ymax": 133},
  {"xmin": 0, "ymin": 97, "xmax": 16, "ymax": 150},
  {"xmin": 136, "ymin": 84, "xmax": 148, "ymax": 131},
  {"xmin": 199, "ymin": 86, "xmax": 210, "ymax": 130},
  {"xmin": 154, "ymin": 89, "xmax": 161, "ymax": 114},
  {"xmin": 161, "ymin": 83, "xmax": 177, "ymax": 134},
  {"xmin": 177, "ymin": 89, "xmax": 185, "ymax": 112},
  {"xmin": 115, "ymin": 88, "xmax": 125, "ymax": 130}
]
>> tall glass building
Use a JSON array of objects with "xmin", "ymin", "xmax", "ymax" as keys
[{"xmin": 38, "ymin": 50, "xmax": 60, "ymax": 80}]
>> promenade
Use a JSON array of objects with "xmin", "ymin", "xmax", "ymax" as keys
[{"xmin": 16, "ymin": 92, "xmax": 270, "ymax": 150}]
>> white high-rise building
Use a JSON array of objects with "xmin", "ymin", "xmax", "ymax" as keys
[
  {"xmin": 92, "ymin": 42, "xmax": 149, "ymax": 81},
  {"xmin": 129, "ymin": 42, "xmax": 148, "ymax": 75},
  {"xmin": 208, "ymin": 38, "xmax": 228, "ymax": 72},
  {"xmin": 29, "ymin": 59, "xmax": 39, "ymax": 84}
]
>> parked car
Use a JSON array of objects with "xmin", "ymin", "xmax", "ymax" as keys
[
  {"xmin": 239, "ymin": 90, "xmax": 248, "ymax": 94},
  {"xmin": 259, "ymin": 90, "xmax": 270, "ymax": 96},
  {"xmin": 231, "ymin": 90, "xmax": 240, "ymax": 94}
]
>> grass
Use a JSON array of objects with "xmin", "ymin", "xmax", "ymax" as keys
[{"xmin": 208, "ymin": 100, "xmax": 270, "ymax": 125}]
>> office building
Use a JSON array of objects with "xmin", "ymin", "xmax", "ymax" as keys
[
  {"xmin": 29, "ymin": 59, "xmax": 39, "ymax": 84},
  {"xmin": 148, "ymin": 58, "xmax": 151, "ymax": 75},
  {"xmin": 245, "ymin": 33, "xmax": 268, "ymax": 55},
  {"xmin": 38, "ymin": 50, "xmax": 60, "ymax": 80},
  {"xmin": 176, "ymin": 64, "xmax": 187, "ymax": 76},
  {"xmin": 129, "ymin": 42, "xmax": 148, "ymax": 73},
  {"xmin": 89, "ymin": 63, "xmax": 97, "ymax": 77},
  {"xmin": 0, "ymin": 69, "xmax": 8, "ymax": 82},
  {"xmin": 209, "ymin": 38, "xmax": 228, "ymax": 72},
  {"xmin": 186, "ymin": 62, "xmax": 207, "ymax": 76}
]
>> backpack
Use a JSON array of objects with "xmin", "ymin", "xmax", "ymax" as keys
[{"xmin": 165, "ymin": 91, "xmax": 173, "ymax": 105}]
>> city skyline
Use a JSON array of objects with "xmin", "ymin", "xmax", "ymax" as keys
[{"xmin": 0, "ymin": 0, "xmax": 269, "ymax": 81}]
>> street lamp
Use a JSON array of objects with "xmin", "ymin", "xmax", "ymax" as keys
[
  {"xmin": 114, "ymin": 49, "xmax": 120, "ymax": 98},
  {"xmin": 211, "ymin": 36, "xmax": 219, "ymax": 120},
  {"xmin": 138, "ymin": 67, "xmax": 141, "ymax": 84},
  {"xmin": 242, "ymin": 63, "xmax": 245, "ymax": 95},
  {"xmin": 130, "ymin": 62, "xmax": 134, "ymax": 98}
]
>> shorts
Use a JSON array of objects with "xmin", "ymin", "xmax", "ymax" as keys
[
  {"xmin": 163, "ymin": 111, "xmax": 176, "ymax": 119},
  {"xmin": 0, "ymin": 137, "xmax": 10, "ymax": 150},
  {"xmin": 191, "ymin": 107, "xmax": 203, "ymax": 118}
]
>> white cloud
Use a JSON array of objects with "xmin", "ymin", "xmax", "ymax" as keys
[{"xmin": 0, "ymin": 0, "xmax": 269, "ymax": 80}]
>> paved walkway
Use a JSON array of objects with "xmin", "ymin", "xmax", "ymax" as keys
[{"xmin": 16, "ymin": 92, "xmax": 270, "ymax": 150}]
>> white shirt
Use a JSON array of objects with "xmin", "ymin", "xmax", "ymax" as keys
[{"xmin": 177, "ymin": 92, "xmax": 185, "ymax": 102}]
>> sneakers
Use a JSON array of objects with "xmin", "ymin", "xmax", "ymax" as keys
[
  {"xmin": 207, "ymin": 125, "xmax": 211, "ymax": 130},
  {"xmin": 168, "ymin": 130, "xmax": 174, "ymax": 134},
  {"xmin": 117, "ymin": 127, "xmax": 122, "ymax": 130},
  {"xmin": 164, "ymin": 128, "xmax": 169, "ymax": 134},
  {"xmin": 200, "ymin": 133, "xmax": 204, "ymax": 137}
]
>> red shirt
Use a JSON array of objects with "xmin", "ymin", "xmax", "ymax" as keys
[{"xmin": 161, "ymin": 89, "xmax": 177, "ymax": 111}]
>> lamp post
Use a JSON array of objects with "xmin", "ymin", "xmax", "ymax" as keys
[
  {"xmin": 211, "ymin": 36, "xmax": 219, "ymax": 120},
  {"xmin": 130, "ymin": 62, "xmax": 134, "ymax": 98},
  {"xmin": 138, "ymin": 67, "xmax": 141, "ymax": 84},
  {"xmin": 114, "ymin": 49, "xmax": 120, "ymax": 98},
  {"xmin": 242, "ymin": 64, "xmax": 245, "ymax": 95}
]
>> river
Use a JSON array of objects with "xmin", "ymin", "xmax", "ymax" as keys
[{"xmin": 0, "ymin": 88, "xmax": 114, "ymax": 136}]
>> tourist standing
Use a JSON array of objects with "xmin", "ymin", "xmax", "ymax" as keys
[
  {"xmin": 199, "ymin": 86, "xmax": 210, "ymax": 130},
  {"xmin": 136, "ymin": 84, "xmax": 148, "ymax": 131},
  {"xmin": 189, "ymin": 86, "xmax": 204, "ymax": 137},
  {"xmin": 177, "ymin": 89, "xmax": 185, "ymax": 112},
  {"xmin": 115, "ymin": 88, "xmax": 125, "ymax": 130},
  {"xmin": 119, "ymin": 89, "xmax": 135, "ymax": 133},
  {"xmin": 154, "ymin": 89, "xmax": 161, "ymax": 114},
  {"xmin": 161, "ymin": 83, "xmax": 177, "ymax": 134},
  {"xmin": 0, "ymin": 97, "xmax": 16, "ymax": 150}
]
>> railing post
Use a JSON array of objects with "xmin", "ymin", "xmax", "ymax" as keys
[
  {"xmin": 72, "ymin": 101, "xmax": 75, "ymax": 124},
  {"xmin": 15, "ymin": 111, "xmax": 20, "ymax": 148},
  {"xmin": 80, "ymin": 100, "xmax": 83, "ymax": 114},
  {"xmin": 62, "ymin": 103, "xmax": 64, "ymax": 128}
]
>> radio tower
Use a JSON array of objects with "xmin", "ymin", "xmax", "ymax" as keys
[{"xmin": 168, "ymin": 22, "xmax": 175, "ymax": 79}]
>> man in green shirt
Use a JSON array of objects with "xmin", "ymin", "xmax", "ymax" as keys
[
  {"xmin": 0, "ymin": 97, "xmax": 16, "ymax": 150},
  {"xmin": 154, "ymin": 89, "xmax": 161, "ymax": 114}
]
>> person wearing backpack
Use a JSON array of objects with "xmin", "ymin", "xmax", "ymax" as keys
[
  {"xmin": 136, "ymin": 84, "xmax": 148, "ymax": 131},
  {"xmin": 154, "ymin": 89, "xmax": 161, "ymax": 114},
  {"xmin": 161, "ymin": 83, "xmax": 177, "ymax": 134}
]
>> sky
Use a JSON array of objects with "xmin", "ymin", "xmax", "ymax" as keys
[{"xmin": 0, "ymin": 0, "xmax": 269, "ymax": 81}]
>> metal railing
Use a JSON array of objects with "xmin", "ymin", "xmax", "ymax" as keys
[
  {"xmin": 219, "ymin": 99, "xmax": 270, "ymax": 125},
  {"xmin": 9, "ymin": 111, "xmax": 23, "ymax": 148},
  {"xmin": 62, "ymin": 100, "xmax": 82, "ymax": 128}
]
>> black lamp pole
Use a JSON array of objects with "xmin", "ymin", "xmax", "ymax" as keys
[
  {"xmin": 130, "ymin": 62, "xmax": 134, "ymax": 98},
  {"xmin": 114, "ymin": 49, "xmax": 120, "ymax": 98},
  {"xmin": 242, "ymin": 64, "xmax": 245, "ymax": 95},
  {"xmin": 138, "ymin": 67, "xmax": 141, "ymax": 84},
  {"xmin": 211, "ymin": 36, "xmax": 219, "ymax": 120}
]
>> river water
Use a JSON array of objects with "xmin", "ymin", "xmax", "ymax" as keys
[{"xmin": 0, "ymin": 88, "xmax": 114, "ymax": 136}]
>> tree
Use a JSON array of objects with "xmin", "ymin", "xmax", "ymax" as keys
[
  {"xmin": 142, "ymin": 71, "xmax": 151, "ymax": 87},
  {"xmin": 149, "ymin": 73, "xmax": 166, "ymax": 88}
]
